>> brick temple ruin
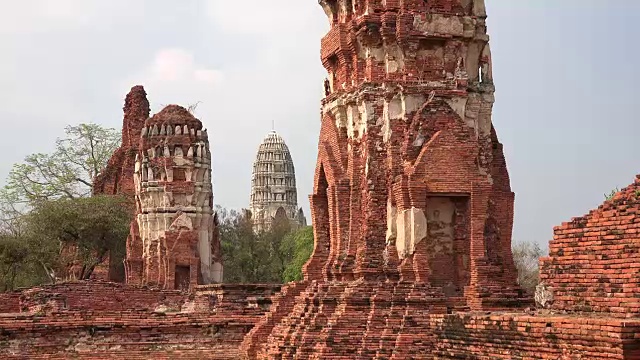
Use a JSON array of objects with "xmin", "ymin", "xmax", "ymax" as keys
[
  {"xmin": 1, "ymin": 0, "xmax": 639, "ymax": 359},
  {"xmin": 94, "ymin": 85, "xmax": 223, "ymax": 290}
]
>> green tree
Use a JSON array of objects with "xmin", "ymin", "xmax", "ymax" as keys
[
  {"xmin": 512, "ymin": 240, "xmax": 544, "ymax": 294},
  {"xmin": 0, "ymin": 123, "xmax": 122, "ymax": 290},
  {"xmin": 280, "ymin": 226, "xmax": 314, "ymax": 283},
  {"xmin": 1, "ymin": 123, "xmax": 119, "ymax": 204},
  {"xmin": 21, "ymin": 195, "xmax": 132, "ymax": 282},
  {"xmin": 218, "ymin": 206, "xmax": 299, "ymax": 284},
  {"xmin": 0, "ymin": 234, "xmax": 31, "ymax": 291},
  {"xmin": 218, "ymin": 207, "xmax": 260, "ymax": 283}
]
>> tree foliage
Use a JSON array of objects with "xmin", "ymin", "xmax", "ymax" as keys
[
  {"xmin": 512, "ymin": 240, "xmax": 544, "ymax": 293},
  {"xmin": 1, "ymin": 123, "xmax": 119, "ymax": 204},
  {"xmin": 27, "ymin": 195, "xmax": 132, "ymax": 281},
  {"xmin": 0, "ymin": 234, "xmax": 33, "ymax": 292},
  {"xmin": 0, "ymin": 195, "xmax": 132, "ymax": 291},
  {"xmin": 280, "ymin": 226, "xmax": 314, "ymax": 283},
  {"xmin": 0, "ymin": 123, "xmax": 123, "ymax": 290},
  {"xmin": 217, "ymin": 206, "xmax": 314, "ymax": 284}
]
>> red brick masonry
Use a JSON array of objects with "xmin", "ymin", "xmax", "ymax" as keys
[
  {"xmin": 540, "ymin": 175, "xmax": 640, "ymax": 317},
  {"xmin": 240, "ymin": 0, "xmax": 640, "ymax": 358},
  {"xmin": 1, "ymin": 0, "xmax": 639, "ymax": 359},
  {"xmin": 0, "ymin": 281, "xmax": 280, "ymax": 359}
]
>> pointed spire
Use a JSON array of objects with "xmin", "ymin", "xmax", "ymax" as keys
[{"xmin": 122, "ymin": 85, "xmax": 150, "ymax": 146}]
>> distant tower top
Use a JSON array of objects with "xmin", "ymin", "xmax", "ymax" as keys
[{"xmin": 248, "ymin": 130, "xmax": 307, "ymax": 233}]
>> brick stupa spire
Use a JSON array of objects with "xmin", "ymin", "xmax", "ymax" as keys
[{"xmin": 242, "ymin": 1, "xmax": 530, "ymax": 357}]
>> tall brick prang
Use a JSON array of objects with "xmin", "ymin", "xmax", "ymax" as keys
[
  {"xmin": 242, "ymin": 1, "xmax": 529, "ymax": 357},
  {"xmin": 126, "ymin": 104, "xmax": 223, "ymax": 290},
  {"xmin": 95, "ymin": 87, "xmax": 222, "ymax": 290}
]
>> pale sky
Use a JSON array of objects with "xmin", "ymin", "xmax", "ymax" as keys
[{"xmin": 0, "ymin": 1, "xmax": 638, "ymax": 250}]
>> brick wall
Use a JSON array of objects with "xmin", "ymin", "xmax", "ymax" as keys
[
  {"xmin": 0, "ymin": 282, "xmax": 280, "ymax": 359},
  {"xmin": 430, "ymin": 314, "xmax": 640, "ymax": 359},
  {"xmin": 11, "ymin": 281, "xmax": 187, "ymax": 313},
  {"xmin": 0, "ymin": 312, "xmax": 251, "ymax": 360},
  {"xmin": 0, "ymin": 292, "xmax": 20, "ymax": 313},
  {"xmin": 540, "ymin": 175, "xmax": 640, "ymax": 316}
]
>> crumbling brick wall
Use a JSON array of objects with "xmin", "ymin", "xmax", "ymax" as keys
[
  {"xmin": 242, "ymin": 1, "xmax": 530, "ymax": 357},
  {"xmin": 0, "ymin": 283, "xmax": 281, "ymax": 359},
  {"xmin": 85, "ymin": 85, "xmax": 151, "ymax": 283},
  {"xmin": 94, "ymin": 85, "xmax": 150, "ymax": 197},
  {"xmin": 11, "ymin": 281, "xmax": 187, "ymax": 313},
  {"xmin": 540, "ymin": 175, "xmax": 640, "ymax": 317},
  {"xmin": 428, "ymin": 314, "xmax": 640, "ymax": 360}
]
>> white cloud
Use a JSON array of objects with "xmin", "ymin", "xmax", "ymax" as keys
[
  {"xmin": 146, "ymin": 49, "xmax": 223, "ymax": 84},
  {"xmin": 118, "ymin": 48, "xmax": 223, "ymax": 113}
]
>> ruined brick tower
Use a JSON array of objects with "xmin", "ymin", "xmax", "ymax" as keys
[
  {"xmin": 97, "ymin": 87, "xmax": 223, "ymax": 289},
  {"xmin": 126, "ymin": 105, "xmax": 223, "ymax": 290},
  {"xmin": 93, "ymin": 85, "xmax": 151, "ymax": 282},
  {"xmin": 248, "ymin": 130, "xmax": 307, "ymax": 233},
  {"xmin": 242, "ymin": 1, "xmax": 529, "ymax": 357}
]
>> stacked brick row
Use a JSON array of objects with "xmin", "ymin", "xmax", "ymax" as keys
[
  {"xmin": 0, "ymin": 283, "xmax": 281, "ymax": 359},
  {"xmin": 0, "ymin": 281, "xmax": 187, "ymax": 314},
  {"xmin": 540, "ymin": 175, "xmax": 640, "ymax": 316},
  {"xmin": 0, "ymin": 292, "xmax": 20, "ymax": 313},
  {"xmin": 0, "ymin": 312, "xmax": 251, "ymax": 359},
  {"xmin": 429, "ymin": 314, "xmax": 640, "ymax": 359}
]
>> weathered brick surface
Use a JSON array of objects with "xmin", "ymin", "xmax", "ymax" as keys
[
  {"xmin": 0, "ymin": 282, "xmax": 280, "ymax": 359},
  {"xmin": 0, "ymin": 281, "xmax": 187, "ymax": 314},
  {"xmin": 241, "ymin": 1, "xmax": 532, "ymax": 358},
  {"xmin": 0, "ymin": 292, "xmax": 20, "ymax": 313},
  {"xmin": 94, "ymin": 85, "xmax": 150, "ymax": 198},
  {"xmin": 540, "ymin": 175, "xmax": 640, "ymax": 316},
  {"xmin": 429, "ymin": 314, "xmax": 640, "ymax": 359}
]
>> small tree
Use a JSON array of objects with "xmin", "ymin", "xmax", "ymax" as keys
[
  {"xmin": 280, "ymin": 226, "xmax": 314, "ymax": 283},
  {"xmin": 1, "ymin": 123, "xmax": 119, "ymax": 204},
  {"xmin": 512, "ymin": 240, "xmax": 544, "ymax": 294},
  {"xmin": 23, "ymin": 195, "xmax": 132, "ymax": 281},
  {"xmin": 0, "ymin": 235, "xmax": 31, "ymax": 291},
  {"xmin": 605, "ymin": 187, "xmax": 620, "ymax": 201},
  {"xmin": 217, "ymin": 205, "xmax": 298, "ymax": 284}
]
